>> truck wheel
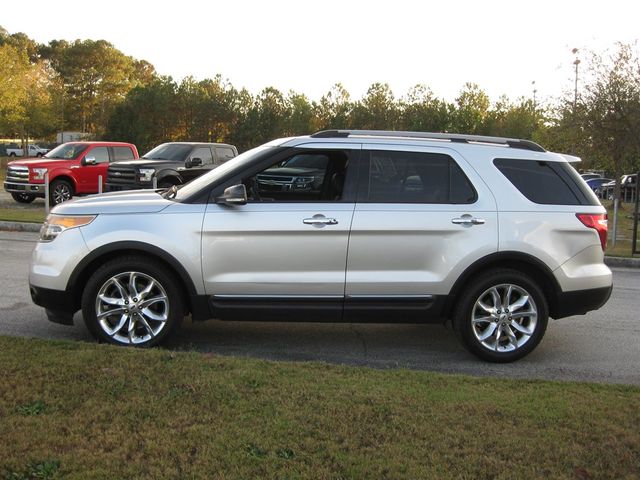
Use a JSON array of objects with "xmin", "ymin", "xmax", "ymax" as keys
[
  {"xmin": 9, "ymin": 152, "xmax": 16, "ymax": 157},
  {"xmin": 36, "ymin": 153, "xmax": 43, "ymax": 157},
  {"xmin": 81, "ymin": 256, "xmax": 184, "ymax": 347},
  {"xmin": 49, "ymin": 179, "xmax": 73, "ymax": 205},
  {"xmin": 11, "ymin": 193, "xmax": 36, "ymax": 204},
  {"xmin": 158, "ymin": 179, "xmax": 177, "ymax": 188},
  {"xmin": 453, "ymin": 269, "xmax": 548, "ymax": 363}
]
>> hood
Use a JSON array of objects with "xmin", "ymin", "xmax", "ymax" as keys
[
  {"xmin": 8, "ymin": 157, "xmax": 65, "ymax": 167},
  {"xmin": 113, "ymin": 159, "xmax": 182, "ymax": 168},
  {"xmin": 259, "ymin": 167, "xmax": 322, "ymax": 176},
  {"xmin": 50, "ymin": 190, "xmax": 173, "ymax": 215}
]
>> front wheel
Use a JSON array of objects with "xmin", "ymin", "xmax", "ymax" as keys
[
  {"xmin": 11, "ymin": 192, "xmax": 36, "ymax": 203},
  {"xmin": 49, "ymin": 178, "xmax": 73, "ymax": 205},
  {"xmin": 81, "ymin": 256, "xmax": 184, "ymax": 347},
  {"xmin": 453, "ymin": 269, "xmax": 548, "ymax": 362}
]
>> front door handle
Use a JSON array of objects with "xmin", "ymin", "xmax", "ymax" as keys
[
  {"xmin": 452, "ymin": 214, "xmax": 485, "ymax": 225},
  {"xmin": 303, "ymin": 214, "xmax": 338, "ymax": 227}
]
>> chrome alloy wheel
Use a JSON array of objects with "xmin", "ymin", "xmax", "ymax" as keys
[
  {"xmin": 52, "ymin": 183, "xmax": 72, "ymax": 204},
  {"xmin": 95, "ymin": 271, "xmax": 169, "ymax": 345},
  {"xmin": 471, "ymin": 283, "xmax": 538, "ymax": 353}
]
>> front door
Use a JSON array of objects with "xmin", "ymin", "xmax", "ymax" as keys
[
  {"xmin": 201, "ymin": 145, "xmax": 360, "ymax": 321},
  {"xmin": 76, "ymin": 146, "xmax": 110, "ymax": 193}
]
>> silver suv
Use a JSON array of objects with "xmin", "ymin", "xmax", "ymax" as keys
[{"xmin": 29, "ymin": 130, "xmax": 613, "ymax": 362}]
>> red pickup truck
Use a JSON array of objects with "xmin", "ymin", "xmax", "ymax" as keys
[{"xmin": 4, "ymin": 141, "xmax": 139, "ymax": 205}]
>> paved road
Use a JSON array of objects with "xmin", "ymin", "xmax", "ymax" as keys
[{"xmin": 1, "ymin": 230, "xmax": 639, "ymax": 385}]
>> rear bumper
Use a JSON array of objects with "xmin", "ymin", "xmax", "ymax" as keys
[
  {"xmin": 552, "ymin": 285, "xmax": 613, "ymax": 319},
  {"xmin": 29, "ymin": 284, "xmax": 77, "ymax": 325},
  {"xmin": 4, "ymin": 181, "xmax": 45, "ymax": 195}
]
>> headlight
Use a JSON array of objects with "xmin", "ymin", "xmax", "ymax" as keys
[
  {"xmin": 40, "ymin": 214, "xmax": 96, "ymax": 242},
  {"xmin": 138, "ymin": 168, "xmax": 155, "ymax": 182},
  {"xmin": 294, "ymin": 176, "xmax": 314, "ymax": 184},
  {"xmin": 32, "ymin": 168, "xmax": 48, "ymax": 180}
]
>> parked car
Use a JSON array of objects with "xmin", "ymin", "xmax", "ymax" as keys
[
  {"xmin": 6, "ymin": 144, "xmax": 50, "ymax": 157},
  {"xmin": 4, "ymin": 142, "xmax": 138, "ymax": 205},
  {"xmin": 601, "ymin": 174, "xmax": 637, "ymax": 201},
  {"xmin": 105, "ymin": 142, "xmax": 238, "ymax": 192},
  {"xmin": 585, "ymin": 177, "xmax": 613, "ymax": 198},
  {"xmin": 29, "ymin": 130, "xmax": 612, "ymax": 362},
  {"xmin": 580, "ymin": 172, "xmax": 603, "ymax": 181}
]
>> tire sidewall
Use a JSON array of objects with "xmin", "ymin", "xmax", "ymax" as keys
[
  {"xmin": 81, "ymin": 257, "xmax": 184, "ymax": 347},
  {"xmin": 454, "ymin": 270, "xmax": 549, "ymax": 363}
]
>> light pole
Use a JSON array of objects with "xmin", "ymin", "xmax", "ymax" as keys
[
  {"xmin": 532, "ymin": 80, "xmax": 537, "ymax": 109},
  {"xmin": 572, "ymin": 48, "xmax": 580, "ymax": 113}
]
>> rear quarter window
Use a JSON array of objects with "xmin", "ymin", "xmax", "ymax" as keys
[{"xmin": 494, "ymin": 158, "xmax": 599, "ymax": 206}]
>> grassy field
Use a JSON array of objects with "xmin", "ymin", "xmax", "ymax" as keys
[{"xmin": 0, "ymin": 336, "xmax": 639, "ymax": 479}]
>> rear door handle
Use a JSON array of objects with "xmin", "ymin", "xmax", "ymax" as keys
[
  {"xmin": 303, "ymin": 214, "xmax": 338, "ymax": 226},
  {"xmin": 451, "ymin": 214, "xmax": 485, "ymax": 225}
]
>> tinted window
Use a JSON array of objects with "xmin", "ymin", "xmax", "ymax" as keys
[
  {"xmin": 142, "ymin": 144, "xmax": 192, "ymax": 161},
  {"xmin": 216, "ymin": 147, "xmax": 236, "ymax": 164},
  {"xmin": 190, "ymin": 147, "xmax": 213, "ymax": 165},
  {"xmin": 88, "ymin": 146, "xmax": 109, "ymax": 164},
  {"xmin": 494, "ymin": 158, "xmax": 599, "ymax": 206},
  {"xmin": 44, "ymin": 143, "xmax": 87, "ymax": 160},
  {"xmin": 247, "ymin": 150, "xmax": 350, "ymax": 202},
  {"xmin": 112, "ymin": 146, "xmax": 135, "ymax": 161},
  {"xmin": 366, "ymin": 151, "xmax": 476, "ymax": 204}
]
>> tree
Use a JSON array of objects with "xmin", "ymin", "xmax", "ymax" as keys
[
  {"xmin": 315, "ymin": 83, "xmax": 352, "ymax": 130},
  {"xmin": 400, "ymin": 85, "xmax": 451, "ymax": 132},
  {"xmin": 578, "ymin": 43, "xmax": 640, "ymax": 200},
  {"xmin": 450, "ymin": 83, "xmax": 490, "ymax": 134},
  {"xmin": 351, "ymin": 82, "xmax": 399, "ymax": 130}
]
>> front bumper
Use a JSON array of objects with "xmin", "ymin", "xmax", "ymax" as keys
[
  {"xmin": 29, "ymin": 284, "xmax": 76, "ymax": 325},
  {"xmin": 4, "ymin": 181, "xmax": 45, "ymax": 195}
]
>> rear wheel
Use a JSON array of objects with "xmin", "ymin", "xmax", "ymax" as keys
[
  {"xmin": 49, "ymin": 178, "xmax": 73, "ymax": 205},
  {"xmin": 81, "ymin": 256, "xmax": 184, "ymax": 347},
  {"xmin": 9, "ymin": 152, "xmax": 16, "ymax": 157},
  {"xmin": 453, "ymin": 269, "xmax": 548, "ymax": 362},
  {"xmin": 11, "ymin": 192, "xmax": 36, "ymax": 203}
]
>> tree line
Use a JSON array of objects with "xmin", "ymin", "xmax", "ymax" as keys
[{"xmin": 1, "ymin": 26, "xmax": 639, "ymax": 195}]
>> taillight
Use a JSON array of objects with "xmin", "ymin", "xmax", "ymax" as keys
[{"xmin": 576, "ymin": 213, "xmax": 608, "ymax": 251}]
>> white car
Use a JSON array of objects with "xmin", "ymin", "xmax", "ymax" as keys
[
  {"xmin": 29, "ymin": 130, "xmax": 612, "ymax": 362},
  {"xmin": 6, "ymin": 144, "xmax": 50, "ymax": 157}
]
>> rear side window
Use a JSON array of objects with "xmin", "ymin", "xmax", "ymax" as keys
[
  {"xmin": 112, "ymin": 146, "xmax": 135, "ymax": 161},
  {"xmin": 494, "ymin": 158, "xmax": 599, "ymax": 206},
  {"xmin": 364, "ymin": 150, "xmax": 477, "ymax": 204}
]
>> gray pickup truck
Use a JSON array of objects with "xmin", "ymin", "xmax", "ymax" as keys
[{"xmin": 105, "ymin": 142, "xmax": 237, "ymax": 191}]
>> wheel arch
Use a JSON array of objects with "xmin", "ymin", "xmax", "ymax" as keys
[
  {"xmin": 67, "ymin": 241, "xmax": 207, "ymax": 319},
  {"xmin": 444, "ymin": 251, "xmax": 562, "ymax": 320},
  {"xmin": 156, "ymin": 170, "xmax": 183, "ymax": 185},
  {"xmin": 49, "ymin": 173, "xmax": 78, "ymax": 193}
]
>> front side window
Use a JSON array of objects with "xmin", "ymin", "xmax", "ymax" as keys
[
  {"xmin": 245, "ymin": 151, "xmax": 350, "ymax": 202},
  {"xmin": 87, "ymin": 146, "xmax": 110, "ymax": 163},
  {"xmin": 216, "ymin": 147, "xmax": 236, "ymax": 164},
  {"xmin": 365, "ymin": 150, "xmax": 476, "ymax": 204},
  {"xmin": 190, "ymin": 147, "xmax": 213, "ymax": 165}
]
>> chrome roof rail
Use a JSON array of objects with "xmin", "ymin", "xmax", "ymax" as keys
[{"xmin": 310, "ymin": 130, "xmax": 546, "ymax": 152}]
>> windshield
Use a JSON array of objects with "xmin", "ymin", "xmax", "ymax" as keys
[
  {"xmin": 142, "ymin": 144, "xmax": 193, "ymax": 161},
  {"xmin": 174, "ymin": 145, "xmax": 273, "ymax": 201},
  {"xmin": 44, "ymin": 143, "xmax": 87, "ymax": 160}
]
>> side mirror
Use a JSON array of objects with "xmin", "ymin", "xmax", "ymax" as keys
[
  {"xmin": 83, "ymin": 156, "xmax": 97, "ymax": 165},
  {"xmin": 216, "ymin": 184, "xmax": 247, "ymax": 206},
  {"xmin": 186, "ymin": 157, "xmax": 202, "ymax": 168}
]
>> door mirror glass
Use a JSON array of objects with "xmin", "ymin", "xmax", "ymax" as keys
[
  {"xmin": 186, "ymin": 157, "xmax": 202, "ymax": 168},
  {"xmin": 84, "ymin": 156, "xmax": 97, "ymax": 165},
  {"xmin": 216, "ymin": 184, "xmax": 247, "ymax": 206}
]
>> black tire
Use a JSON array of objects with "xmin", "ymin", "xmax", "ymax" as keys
[
  {"xmin": 36, "ymin": 153, "xmax": 43, "ymax": 157},
  {"xmin": 158, "ymin": 178, "xmax": 177, "ymax": 188},
  {"xmin": 9, "ymin": 152, "xmax": 16, "ymax": 157},
  {"xmin": 453, "ymin": 269, "xmax": 548, "ymax": 363},
  {"xmin": 81, "ymin": 255, "xmax": 184, "ymax": 347},
  {"xmin": 49, "ymin": 178, "xmax": 73, "ymax": 205},
  {"xmin": 11, "ymin": 192, "xmax": 36, "ymax": 204}
]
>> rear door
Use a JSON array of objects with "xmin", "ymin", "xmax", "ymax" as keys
[{"xmin": 345, "ymin": 144, "xmax": 498, "ymax": 321}]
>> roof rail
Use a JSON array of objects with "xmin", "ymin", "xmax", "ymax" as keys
[{"xmin": 310, "ymin": 130, "xmax": 546, "ymax": 152}]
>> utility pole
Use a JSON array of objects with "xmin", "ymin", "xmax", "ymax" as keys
[
  {"xmin": 532, "ymin": 80, "xmax": 537, "ymax": 109},
  {"xmin": 572, "ymin": 48, "xmax": 580, "ymax": 113}
]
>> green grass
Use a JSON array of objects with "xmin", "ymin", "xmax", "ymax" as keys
[
  {"xmin": 0, "ymin": 336, "xmax": 638, "ymax": 479},
  {"xmin": 0, "ymin": 208, "xmax": 45, "ymax": 223}
]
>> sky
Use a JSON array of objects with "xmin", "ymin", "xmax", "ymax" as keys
[{"xmin": 3, "ymin": 0, "xmax": 639, "ymax": 104}]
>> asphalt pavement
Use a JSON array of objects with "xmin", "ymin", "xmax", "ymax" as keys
[{"xmin": 1, "ymin": 230, "xmax": 639, "ymax": 385}]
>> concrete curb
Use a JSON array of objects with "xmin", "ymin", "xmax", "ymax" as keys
[
  {"xmin": 0, "ymin": 220, "xmax": 638, "ymax": 268},
  {"xmin": 0, "ymin": 220, "xmax": 42, "ymax": 232}
]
